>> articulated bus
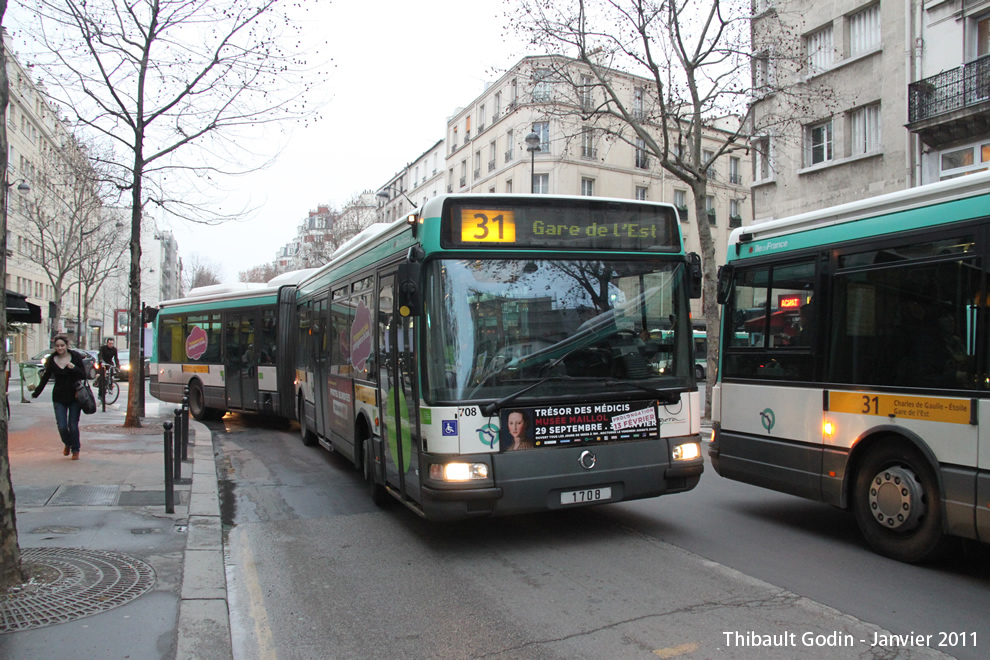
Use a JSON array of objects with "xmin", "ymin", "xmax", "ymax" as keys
[
  {"xmin": 710, "ymin": 172, "xmax": 990, "ymax": 562},
  {"xmin": 153, "ymin": 194, "xmax": 705, "ymax": 520},
  {"xmin": 150, "ymin": 270, "xmax": 315, "ymax": 420}
]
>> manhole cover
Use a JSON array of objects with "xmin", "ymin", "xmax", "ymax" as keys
[{"xmin": 0, "ymin": 547, "xmax": 156, "ymax": 633}]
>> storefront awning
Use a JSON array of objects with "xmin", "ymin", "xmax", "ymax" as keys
[{"xmin": 5, "ymin": 290, "xmax": 42, "ymax": 324}]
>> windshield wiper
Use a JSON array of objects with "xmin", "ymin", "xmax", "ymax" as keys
[{"xmin": 480, "ymin": 373, "xmax": 681, "ymax": 417}]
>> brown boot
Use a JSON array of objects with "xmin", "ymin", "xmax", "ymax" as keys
[
  {"xmin": 63, "ymin": 446, "xmax": 71, "ymax": 456},
  {"xmin": 71, "ymin": 451, "xmax": 80, "ymax": 460}
]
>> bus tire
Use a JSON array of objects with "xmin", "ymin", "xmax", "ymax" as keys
[
  {"xmin": 188, "ymin": 381, "xmax": 210, "ymax": 421},
  {"xmin": 694, "ymin": 364, "xmax": 704, "ymax": 380},
  {"xmin": 364, "ymin": 437, "xmax": 387, "ymax": 507},
  {"xmin": 298, "ymin": 398, "xmax": 317, "ymax": 446},
  {"xmin": 852, "ymin": 440, "xmax": 946, "ymax": 563}
]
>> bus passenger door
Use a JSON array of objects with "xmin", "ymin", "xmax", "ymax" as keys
[
  {"xmin": 377, "ymin": 271, "xmax": 421, "ymax": 502},
  {"xmin": 226, "ymin": 311, "xmax": 258, "ymax": 410}
]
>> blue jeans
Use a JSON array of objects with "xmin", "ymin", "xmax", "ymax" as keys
[{"xmin": 54, "ymin": 400, "xmax": 82, "ymax": 452}]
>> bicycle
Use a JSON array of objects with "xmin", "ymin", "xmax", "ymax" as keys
[{"xmin": 96, "ymin": 362, "xmax": 120, "ymax": 406}]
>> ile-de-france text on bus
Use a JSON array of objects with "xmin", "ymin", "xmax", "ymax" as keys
[
  {"xmin": 710, "ymin": 172, "xmax": 990, "ymax": 562},
  {"xmin": 152, "ymin": 194, "xmax": 705, "ymax": 520}
]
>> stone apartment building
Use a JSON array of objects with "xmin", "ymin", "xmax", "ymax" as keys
[
  {"xmin": 377, "ymin": 55, "xmax": 752, "ymax": 305},
  {"xmin": 4, "ymin": 32, "xmax": 182, "ymax": 359},
  {"xmin": 751, "ymin": 0, "xmax": 990, "ymax": 222}
]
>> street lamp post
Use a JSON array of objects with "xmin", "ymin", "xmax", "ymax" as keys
[
  {"xmin": 525, "ymin": 131, "xmax": 542, "ymax": 193},
  {"xmin": 77, "ymin": 226, "xmax": 97, "ymax": 349},
  {"xmin": 4, "ymin": 179, "xmax": 31, "ymax": 403}
]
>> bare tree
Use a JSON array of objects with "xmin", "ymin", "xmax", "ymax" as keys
[
  {"xmin": 17, "ymin": 0, "xmax": 325, "ymax": 426},
  {"xmin": 0, "ymin": 0, "xmax": 25, "ymax": 592},
  {"xmin": 511, "ymin": 0, "xmax": 832, "ymax": 417},
  {"xmin": 239, "ymin": 263, "xmax": 283, "ymax": 284},
  {"xmin": 183, "ymin": 254, "xmax": 224, "ymax": 294}
]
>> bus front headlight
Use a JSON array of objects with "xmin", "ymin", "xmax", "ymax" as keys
[
  {"xmin": 430, "ymin": 462, "xmax": 489, "ymax": 481},
  {"xmin": 672, "ymin": 442, "xmax": 701, "ymax": 461}
]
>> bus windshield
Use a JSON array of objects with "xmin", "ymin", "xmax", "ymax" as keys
[{"xmin": 424, "ymin": 258, "xmax": 693, "ymax": 402}]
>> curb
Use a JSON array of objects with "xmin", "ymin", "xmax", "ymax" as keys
[{"xmin": 175, "ymin": 420, "xmax": 232, "ymax": 660}]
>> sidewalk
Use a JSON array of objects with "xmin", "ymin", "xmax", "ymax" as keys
[{"xmin": 0, "ymin": 381, "xmax": 232, "ymax": 660}]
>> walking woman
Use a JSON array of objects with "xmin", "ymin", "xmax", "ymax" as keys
[{"xmin": 32, "ymin": 335, "xmax": 88, "ymax": 459}]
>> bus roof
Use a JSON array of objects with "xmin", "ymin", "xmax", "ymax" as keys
[
  {"xmin": 728, "ymin": 171, "xmax": 990, "ymax": 261},
  {"xmin": 158, "ymin": 267, "xmax": 317, "ymax": 309}
]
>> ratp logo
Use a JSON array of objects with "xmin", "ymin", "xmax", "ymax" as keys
[
  {"xmin": 477, "ymin": 424, "xmax": 499, "ymax": 448},
  {"xmin": 760, "ymin": 408, "xmax": 776, "ymax": 434}
]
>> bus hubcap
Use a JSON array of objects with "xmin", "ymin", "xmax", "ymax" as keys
[{"xmin": 868, "ymin": 466, "xmax": 924, "ymax": 531}]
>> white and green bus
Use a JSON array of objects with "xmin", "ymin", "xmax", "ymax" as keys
[
  {"xmin": 710, "ymin": 172, "xmax": 990, "ymax": 562},
  {"xmin": 150, "ymin": 269, "xmax": 315, "ymax": 420},
  {"xmin": 294, "ymin": 194, "xmax": 704, "ymax": 520}
]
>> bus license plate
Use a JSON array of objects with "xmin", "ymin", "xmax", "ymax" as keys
[{"xmin": 561, "ymin": 487, "xmax": 612, "ymax": 505}]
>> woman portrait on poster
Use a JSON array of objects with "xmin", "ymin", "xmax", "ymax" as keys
[{"xmin": 501, "ymin": 409, "xmax": 535, "ymax": 451}]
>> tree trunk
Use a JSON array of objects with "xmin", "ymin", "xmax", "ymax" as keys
[
  {"xmin": 0, "ymin": 0, "xmax": 26, "ymax": 589},
  {"xmin": 690, "ymin": 181, "xmax": 720, "ymax": 421},
  {"xmin": 123, "ymin": 157, "xmax": 144, "ymax": 427}
]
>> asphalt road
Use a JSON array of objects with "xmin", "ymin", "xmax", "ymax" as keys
[{"xmin": 210, "ymin": 413, "xmax": 986, "ymax": 660}]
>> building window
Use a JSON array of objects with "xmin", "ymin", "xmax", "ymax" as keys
[
  {"xmin": 633, "ymin": 87, "xmax": 645, "ymax": 119},
  {"xmin": 494, "ymin": 92, "xmax": 502, "ymax": 118},
  {"xmin": 581, "ymin": 75, "xmax": 594, "ymax": 111},
  {"xmin": 849, "ymin": 4, "xmax": 881, "ymax": 57},
  {"xmin": 729, "ymin": 156, "xmax": 741, "ymax": 184},
  {"xmin": 534, "ymin": 121, "xmax": 550, "ymax": 153},
  {"xmin": 938, "ymin": 141, "xmax": 990, "ymax": 179},
  {"xmin": 635, "ymin": 138, "xmax": 649, "ymax": 169},
  {"xmin": 635, "ymin": 186, "xmax": 648, "ymax": 200},
  {"xmin": 729, "ymin": 199, "xmax": 743, "ymax": 228},
  {"xmin": 704, "ymin": 149, "xmax": 716, "ymax": 179},
  {"xmin": 581, "ymin": 178, "xmax": 595, "ymax": 196},
  {"xmin": 533, "ymin": 173, "xmax": 549, "ymax": 194},
  {"xmin": 505, "ymin": 129, "xmax": 514, "ymax": 162},
  {"xmin": 805, "ymin": 120, "xmax": 833, "ymax": 166},
  {"xmin": 533, "ymin": 68, "xmax": 552, "ymax": 103},
  {"xmin": 978, "ymin": 16, "xmax": 990, "ymax": 58},
  {"xmin": 478, "ymin": 104, "xmax": 486, "ymax": 131},
  {"xmin": 489, "ymin": 141, "xmax": 497, "ymax": 172},
  {"xmin": 753, "ymin": 136, "xmax": 774, "ymax": 182},
  {"xmin": 473, "ymin": 150, "xmax": 482, "ymax": 179},
  {"xmin": 754, "ymin": 51, "xmax": 774, "ymax": 95},
  {"xmin": 805, "ymin": 25, "xmax": 834, "ymax": 75},
  {"xmin": 674, "ymin": 189, "xmax": 688, "ymax": 222},
  {"xmin": 850, "ymin": 103, "xmax": 881, "ymax": 155},
  {"xmin": 706, "ymin": 195, "xmax": 716, "ymax": 224},
  {"xmin": 506, "ymin": 179, "xmax": 512, "ymax": 193},
  {"xmin": 581, "ymin": 128, "xmax": 596, "ymax": 159}
]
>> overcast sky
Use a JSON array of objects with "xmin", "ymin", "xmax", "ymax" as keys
[{"xmin": 9, "ymin": 0, "xmax": 530, "ymax": 282}]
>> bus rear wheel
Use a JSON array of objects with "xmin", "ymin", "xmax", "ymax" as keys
[
  {"xmin": 298, "ymin": 398, "xmax": 317, "ymax": 446},
  {"xmin": 188, "ymin": 381, "xmax": 209, "ymax": 421},
  {"xmin": 852, "ymin": 441, "xmax": 946, "ymax": 563},
  {"xmin": 364, "ymin": 437, "xmax": 387, "ymax": 506}
]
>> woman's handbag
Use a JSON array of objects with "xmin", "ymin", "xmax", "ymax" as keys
[{"xmin": 75, "ymin": 379, "xmax": 97, "ymax": 415}]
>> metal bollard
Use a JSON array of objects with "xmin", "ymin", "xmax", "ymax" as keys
[
  {"xmin": 163, "ymin": 421, "xmax": 175, "ymax": 514},
  {"xmin": 181, "ymin": 395, "xmax": 190, "ymax": 460},
  {"xmin": 173, "ymin": 409, "xmax": 183, "ymax": 480}
]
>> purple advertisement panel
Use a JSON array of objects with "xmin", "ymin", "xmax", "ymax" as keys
[{"xmin": 499, "ymin": 400, "xmax": 659, "ymax": 452}]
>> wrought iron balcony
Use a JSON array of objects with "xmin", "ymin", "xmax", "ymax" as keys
[{"xmin": 908, "ymin": 57, "xmax": 990, "ymax": 146}]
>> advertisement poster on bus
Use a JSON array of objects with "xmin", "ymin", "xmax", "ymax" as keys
[
  {"xmin": 499, "ymin": 400, "xmax": 661, "ymax": 451},
  {"xmin": 326, "ymin": 375, "xmax": 353, "ymax": 438},
  {"xmin": 350, "ymin": 300, "xmax": 372, "ymax": 372}
]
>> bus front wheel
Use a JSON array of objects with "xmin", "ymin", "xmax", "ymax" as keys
[{"xmin": 852, "ymin": 440, "xmax": 946, "ymax": 563}]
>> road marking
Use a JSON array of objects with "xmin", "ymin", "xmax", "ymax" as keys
[
  {"xmin": 240, "ymin": 537, "xmax": 278, "ymax": 660},
  {"xmin": 653, "ymin": 642, "xmax": 699, "ymax": 658}
]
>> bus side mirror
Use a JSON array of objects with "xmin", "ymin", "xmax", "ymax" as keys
[
  {"xmin": 142, "ymin": 307, "xmax": 159, "ymax": 324},
  {"xmin": 397, "ymin": 262, "xmax": 422, "ymax": 317},
  {"xmin": 688, "ymin": 253, "xmax": 702, "ymax": 299},
  {"xmin": 716, "ymin": 264, "xmax": 733, "ymax": 305}
]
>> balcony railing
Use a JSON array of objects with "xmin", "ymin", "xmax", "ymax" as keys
[
  {"xmin": 729, "ymin": 173, "xmax": 743, "ymax": 185},
  {"xmin": 488, "ymin": 160, "xmax": 496, "ymax": 172},
  {"xmin": 909, "ymin": 57, "xmax": 990, "ymax": 123},
  {"xmin": 581, "ymin": 147, "xmax": 598, "ymax": 159}
]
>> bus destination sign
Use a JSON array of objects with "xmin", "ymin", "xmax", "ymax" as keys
[{"xmin": 445, "ymin": 199, "xmax": 679, "ymax": 252}]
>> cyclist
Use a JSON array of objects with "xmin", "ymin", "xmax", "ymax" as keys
[{"xmin": 98, "ymin": 338, "xmax": 120, "ymax": 395}]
